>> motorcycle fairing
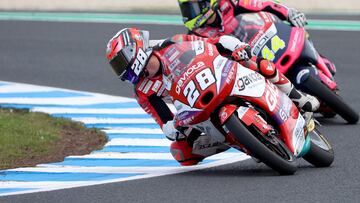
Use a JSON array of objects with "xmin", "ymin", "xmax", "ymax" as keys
[
  {"xmin": 235, "ymin": 12, "xmax": 338, "ymax": 91},
  {"xmin": 229, "ymin": 67, "xmax": 305, "ymax": 154},
  {"xmin": 230, "ymin": 64, "xmax": 266, "ymax": 98},
  {"xmin": 291, "ymin": 112, "xmax": 306, "ymax": 156},
  {"xmin": 168, "ymin": 40, "xmax": 306, "ymax": 155},
  {"xmin": 213, "ymin": 55, "xmax": 237, "ymax": 93}
]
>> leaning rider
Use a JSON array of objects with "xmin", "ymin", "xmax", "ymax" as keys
[
  {"xmin": 105, "ymin": 28, "xmax": 319, "ymax": 166},
  {"xmin": 177, "ymin": 0, "xmax": 337, "ymax": 73}
]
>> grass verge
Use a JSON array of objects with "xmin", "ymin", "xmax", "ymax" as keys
[{"xmin": 0, "ymin": 108, "xmax": 107, "ymax": 170}]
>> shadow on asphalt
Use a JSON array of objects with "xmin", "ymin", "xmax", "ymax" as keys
[
  {"xmin": 314, "ymin": 114, "xmax": 359, "ymax": 126},
  {"xmin": 176, "ymin": 160, "xmax": 333, "ymax": 178}
]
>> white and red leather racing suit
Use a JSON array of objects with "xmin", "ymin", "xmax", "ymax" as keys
[
  {"xmin": 134, "ymin": 34, "xmax": 294, "ymax": 166},
  {"xmin": 134, "ymin": 34, "xmax": 231, "ymax": 166}
]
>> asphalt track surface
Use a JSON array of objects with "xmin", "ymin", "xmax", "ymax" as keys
[{"xmin": 1, "ymin": 16, "xmax": 360, "ymax": 202}]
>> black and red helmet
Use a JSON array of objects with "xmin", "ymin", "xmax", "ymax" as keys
[{"xmin": 106, "ymin": 28, "xmax": 152, "ymax": 84}]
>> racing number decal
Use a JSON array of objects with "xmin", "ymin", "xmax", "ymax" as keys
[
  {"xmin": 131, "ymin": 48, "xmax": 148, "ymax": 76},
  {"xmin": 183, "ymin": 68, "xmax": 215, "ymax": 107},
  {"xmin": 184, "ymin": 80, "xmax": 200, "ymax": 107},
  {"xmin": 271, "ymin": 35, "xmax": 286, "ymax": 52},
  {"xmin": 261, "ymin": 35, "xmax": 286, "ymax": 61},
  {"xmin": 196, "ymin": 68, "xmax": 216, "ymax": 90}
]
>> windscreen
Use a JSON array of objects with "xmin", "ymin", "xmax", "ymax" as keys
[{"xmin": 235, "ymin": 13, "xmax": 266, "ymax": 42}]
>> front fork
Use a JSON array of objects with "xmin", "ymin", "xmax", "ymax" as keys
[
  {"xmin": 219, "ymin": 104, "xmax": 312, "ymax": 158},
  {"xmin": 219, "ymin": 104, "xmax": 274, "ymax": 153}
]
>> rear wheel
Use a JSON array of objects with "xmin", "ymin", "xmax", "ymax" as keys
[
  {"xmin": 302, "ymin": 75, "xmax": 359, "ymax": 124},
  {"xmin": 225, "ymin": 114, "xmax": 297, "ymax": 175},
  {"xmin": 303, "ymin": 128, "xmax": 334, "ymax": 167}
]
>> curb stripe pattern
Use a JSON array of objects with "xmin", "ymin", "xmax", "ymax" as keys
[{"xmin": 0, "ymin": 81, "xmax": 248, "ymax": 197}]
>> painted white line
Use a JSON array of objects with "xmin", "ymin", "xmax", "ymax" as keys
[
  {"xmin": 0, "ymin": 155, "xmax": 250, "ymax": 197},
  {"xmin": 0, "ymin": 84, "xmax": 57, "ymax": 93},
  {"xmin": 105, "ymin": 138, "xmax": 170, "ymax": 146},
  {"xmin": 68, "ymin": 152, "xmax": 242, "ymax": 160},
  {"xmin": 0, "ymin": 96, "xmax": 129, "ymax": 105},
  {"xmin": 102, "ymin": 128, "xmax": 163, "ymax": 134},
  {"xmin": 32, "ymin": 107, "xmax": 146, "ymax": 114},
  {"xmin": 5, "ymin": 154, "xmax": 244, "ymax": 174},
  {"xmin": 70, "ymin": 152, "xmax": 175, "ymax": 160},
  {"xmin": 72, "ymin": 118, "xmax": 156, "ymax": 124},
  {"xmin": 0, "ymin": 81, "xmax": 135, "ymax": 101},
  {"xmin": 0, "ymin": 81, "xmax": 251, "ymax": 197}
]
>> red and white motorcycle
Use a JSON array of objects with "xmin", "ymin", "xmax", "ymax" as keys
[{"xmin": 164, "ymin": 40, "xmax": 333, "ymax": 174}]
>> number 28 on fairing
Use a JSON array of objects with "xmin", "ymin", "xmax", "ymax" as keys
[{"xmin": 183, "ymin": 68, "xmax": 216, "ymax": 107}]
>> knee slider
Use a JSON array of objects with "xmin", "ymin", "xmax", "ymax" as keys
[{"xmin": 170, "ymin": 140, "xmax": 203, "ymax": 166}]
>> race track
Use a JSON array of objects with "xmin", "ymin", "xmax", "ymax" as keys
[{"xmin": 1, "ymin": 15, "xmax": 360, "ymax": 202}]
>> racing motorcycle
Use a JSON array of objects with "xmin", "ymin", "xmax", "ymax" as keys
[
  {"xmin": 165, "ymin": 40, "xmax": 334, "ymax": 174},
  {"xmin": 232, "ymin": 12, "xmax": 359, "ymax": 124}
]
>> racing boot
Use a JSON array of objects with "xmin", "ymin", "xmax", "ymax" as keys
[
  {"xmin": 258, "ymin": 59, "xmax": 320, "ymax": 112},
  {"xmin": 287, "ymin": 87, "xmax": 320, "ymax": 112}
]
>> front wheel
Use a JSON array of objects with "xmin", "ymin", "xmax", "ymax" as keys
[
  {"xmin": 225, "ymin": 114, "xmax": 297, "ymax": 175},
  {"xmin": 303, "ymin": 128, "xmax": 334, "ymax": 167}
]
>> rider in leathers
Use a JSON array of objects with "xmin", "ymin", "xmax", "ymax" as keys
[
  {"xmin": 178, "ymin": 0, "xmax": 337, "ymax": 74},
  {"xmin": 106, "ymin": 28, "xmax": 319, "ymax": 166}
]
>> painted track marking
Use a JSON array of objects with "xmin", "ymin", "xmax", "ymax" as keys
[{"xmin": 0, "ymin": 81, "xmax": 249, "ymax": 197}]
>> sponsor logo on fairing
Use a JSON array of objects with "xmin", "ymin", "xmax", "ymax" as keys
[
  {"xmin": 252, "ymin": 24, "xmax": 277, "ymax": 56},
  {"xmin": 292, "ymin": 114, "xmax": 306, "ymax": 156},
  {"xmin": 265, "ymin": 81, "xmax": 278, "ymax": 112},
  {"xmin": 176, "ymin": 61, "xmax": 205, "ymax": 94},
  {"xmin": 290, "ymin": 30, "xmax": 300, "ymax": 53},
  {"xmin": 231, "ymin": 65, "xmax": 266, "ymax": 98},
  {"xmin": 237, "ymin": 72, "xmax": 263, "ymax": 91},
  {"xmin": 278, "ymin": 97, "xmax": 292, "ymax": 122},
  {"xmin": 226, "ymin": 66, "xmax": 235, "ymax": 84}
]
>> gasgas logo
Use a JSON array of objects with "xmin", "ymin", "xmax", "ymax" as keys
[{"xmin": 237, "ymin": 72, "xmax": 262, "ymax": 91}]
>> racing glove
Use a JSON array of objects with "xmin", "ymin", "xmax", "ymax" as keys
[
  {"xmin": 288, "ymin": 8, "xmax": 307, "ymax": 27},
  {"xmin": 218, "ymin": 35, "xmax": 252, "ymax": 61},
  {"xmin": 231, "ymin": 44, "xmax": 252, "ymax": 62},
  {"xmin": 162, "ymin": 120, "xmax": 186, "ymax": 141}
]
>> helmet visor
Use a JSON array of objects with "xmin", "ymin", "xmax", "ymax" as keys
[
  {"xmin": 180, "ymin": 1, "xmax": 210, "ymax": 20},
  {"xmin": 109, "ymin": 44, "xmax": 136, "ymax": 76},
  {"xmin": 110, "ymin": 51, "xmax": 131, "ymax": 77}
]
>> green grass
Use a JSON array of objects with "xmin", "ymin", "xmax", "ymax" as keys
[{"xmin": 0, "ymin": 108, "xmax": 105, "ymax": 169}]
